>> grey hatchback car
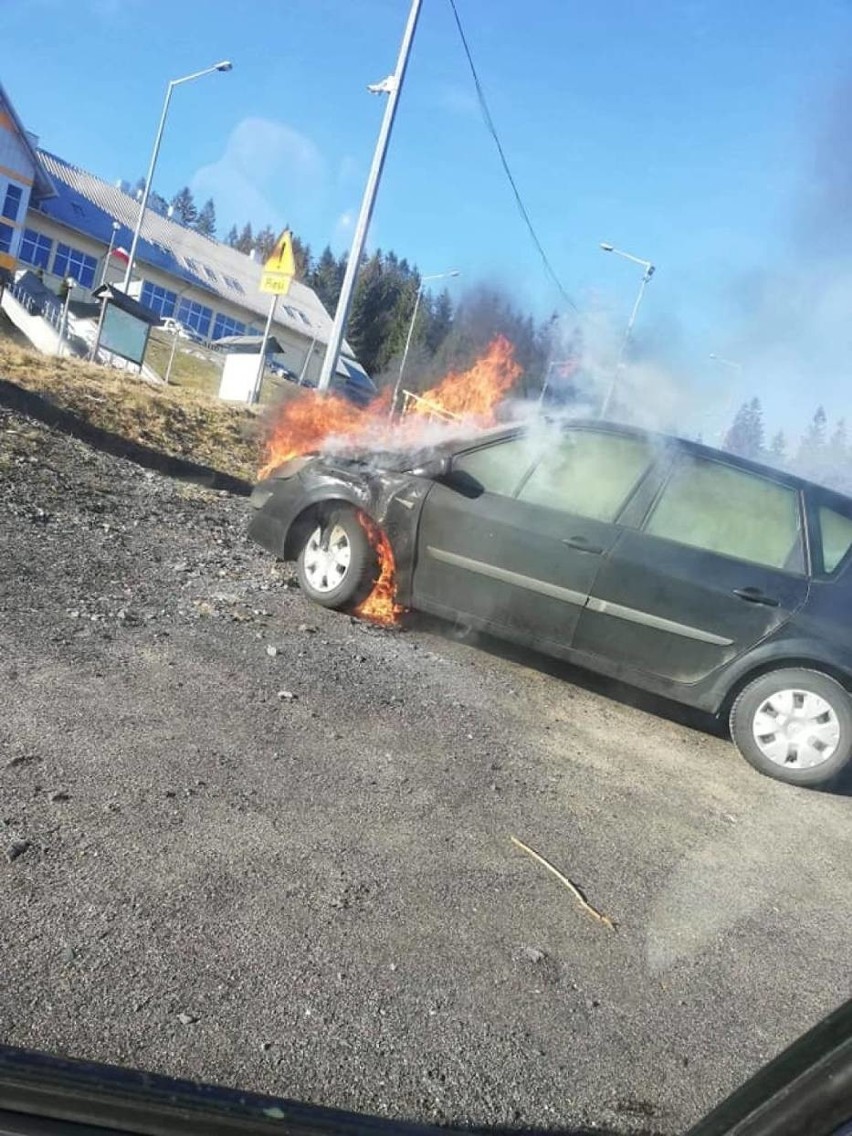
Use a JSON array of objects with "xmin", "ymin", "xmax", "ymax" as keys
[{"xmin": 248, "ymin": 420, "xmax": 852, "ymax": 788}]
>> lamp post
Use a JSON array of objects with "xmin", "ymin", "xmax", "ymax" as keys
[
  {"xmin": 709, "ymin": 353, "xmax": 743, "ymax": 372},
  {"xmin": 390, "ymin": 269, "xmax": 460, "ymax": 418},
  {"xmin": 121, "ymin": 61, "xmax": 233, "ymax": 294},
  {"xmin": 58, "ymin": 277, "xmax": 76, "ymax": 357},
  {"xmin": 599, "ymin": 242, "xmax": 655, "ymax": 418},
  {"xmin": 316, "ymin": 0, "xmax": 423, "ymax": 392},
  {"xmin": 100, "ymin": 220, "xmax": 121, "ymax": 287}
]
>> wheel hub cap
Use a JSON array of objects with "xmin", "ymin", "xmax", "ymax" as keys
[
  {"xmin": 303, "ymin": 524, "xmax": 351, "ymax": 593},
  {"xmin": 752, "ymin": 688, "xmax": 840, "ymax": 769}
]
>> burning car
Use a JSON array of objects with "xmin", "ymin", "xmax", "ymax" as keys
[{"xmin": 249, "ymin": 414, "xmax": 852, "ymax": 789}]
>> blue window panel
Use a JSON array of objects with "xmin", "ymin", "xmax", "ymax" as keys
[
  {"xmin": 53, "ymin": 242, "xmax": 97, "ymax": 289},
  {"xmin": 212, "ymin": 312, "xmax": 246, "ymax": 340},
  {"xmin": 175, "ymin": 297, "xmax": 212, "ymax": 338},
  {"xmin": 141, "ymin": 281, "xmax": 177, "ymax": 318},
  {"xmin": 0, "ymin": 222, "xmax": 13, "ymax": 254},
  {"xmin": 19, "ymin": 228, "xmax": 52, "ymax": 268},
  {"xmin": 2, "ymin": 183, "xmax": 23, "ymax": 222}
]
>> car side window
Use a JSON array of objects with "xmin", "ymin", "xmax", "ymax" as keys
[
  {"xmin": 516, "ymin": 431, "xmax": 653, "ymax": 521},
  {"xmin": 644, "ymin": 455, "xmax": 804, "ymax": 573},
  {"xmin": 818, "ymin": 504, "xmax": 852, "ymax": 574},
  {"xmin": 452, "ymin": 437, "xmax": 538, "ymax": 496}
]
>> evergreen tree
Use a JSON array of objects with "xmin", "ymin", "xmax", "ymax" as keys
[
  {"xmin": 253, "ymin": 225, "xmax": 277, "ymax": 261},
  {"xmin": 171, "ymin": 186, "xmax": 198, "ymax": 225},
  {"xmin": 723, "ymin": 397, "xmax": 764, "ymax": 459},
  {"xmin": 235, "ymin": 223, "xmax": 254, "ymax": 254},
  {"xmin": 792, "ymin": 406, "xmax": 829, "ymax": 484},
  {"xmin": 425, "ymin": 289, "xmax": 454, "ymax": 355},
  {"xmin": 769, "ymin": 430, "xmax": 787, "ymax": 463},
  {"xmin": 291, "ymin": 235, "xmax": 311, "ymax": 279},
  {"xmin": 829, "ymin": 418, "xmax": 848, "ymax": 465},
  {"xmin": 194, "ymin": 199, "xmax": 217, "ymax": 238},
  {"xmin": 225, "ymin": 224, "xmax": 239, "ymax": 247},
  {"xmin": 307, "ymin": 246, "xmax": 345, "ymax": 315}
]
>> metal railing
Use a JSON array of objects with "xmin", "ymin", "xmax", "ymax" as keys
[{"xmin": 400, "ymin": 389, "xmax": 460, "ymax": 423}]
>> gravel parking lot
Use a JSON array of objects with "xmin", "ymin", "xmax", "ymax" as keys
[{"xmin": 1, "ymin": 404, "xmax": 850, "ymax": 1135}]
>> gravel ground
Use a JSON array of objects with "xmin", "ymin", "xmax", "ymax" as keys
[{"xmin": 1, "ymin": 404, "xmax": 850, "ymax": 1135}]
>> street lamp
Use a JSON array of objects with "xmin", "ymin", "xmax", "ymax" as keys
[
  {"xmin": 709, "ymin": 353, "xmax": 743, "ymax": 372},
  {"xmin": 121, "ymin": 61, "xmax": 233, "ymax": 294},
  {"xmin": 390, "ymin": 269, "xmax": 460, "ymax": 419},
  {"xmin": 100, "ymin": 220, "xmax": 121, "ymax": 287},
  {"xmin": 57, "ymin": 277, "xmax": 76, "ymax": 357},
  {"xmin": 599, "ymin": 241, "xmax": 655, "ymax": 418}
]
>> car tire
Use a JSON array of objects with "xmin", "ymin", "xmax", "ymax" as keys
[
  {"xmin": 295, "ymin": 508, "xmax": 378, "ymax": 610},
  {"xmin": 729, "ymin": 667, "xmax": 852, "ymax": 788}
]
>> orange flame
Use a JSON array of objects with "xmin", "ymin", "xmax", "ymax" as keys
[
  {"xmin": 259, "ymin": 336, "xmax": 522, "ymax": 624},
  {"xmin": 353, "ymin": 510, "xmax": 403, "ymax": 626}
]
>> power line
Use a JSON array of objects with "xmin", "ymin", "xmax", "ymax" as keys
[{"xmin": 446, "ymin": 0, "xmax": 577, "ymax": 312}]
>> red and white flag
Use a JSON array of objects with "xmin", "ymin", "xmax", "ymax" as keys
[{"xmin": 110, "ymin": 246, "xmax": 130, "ymax": 264}]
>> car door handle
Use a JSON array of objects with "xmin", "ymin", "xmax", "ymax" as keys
[
  {"xmin": 562, "ymin": 536, "xmax": 604, "ymax": 555},
  {"xmin": 733, "ymin": 587, "xmax": 780, "ymax": 608}
]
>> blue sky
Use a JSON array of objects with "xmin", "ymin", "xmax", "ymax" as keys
[{"xmin": 4, "ymin": 0, "xmax": 852, "ymax": 439}]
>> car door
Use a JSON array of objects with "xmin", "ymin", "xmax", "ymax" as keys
[
  {"xmin": 412, "ymin": 426, "xmax": 658, "ymax": 652},
  {"xmin": 572, "ymin": 449, "xmax": 811, "ymax": 684}
]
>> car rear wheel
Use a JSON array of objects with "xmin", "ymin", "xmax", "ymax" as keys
[
  {"xmin": 729, "ymin": 668, "xmax": 852, "ymax": 788},
  {"xmin": 295, "ymin": 508, "xmax": 378, "ymax": 610}
]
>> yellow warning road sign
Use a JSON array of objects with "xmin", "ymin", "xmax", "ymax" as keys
[{"xmin": 259, "ymin": 228, "xmax": 296, "ymax": 295}]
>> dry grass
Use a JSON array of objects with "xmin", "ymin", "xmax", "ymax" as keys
[
  {"xmin": 0, "ymin": 335, "xmax": 263, "ymax": 481},
  {"xmin": 144, "ymin": 329, "xmax": 224, "ymax": 397}
]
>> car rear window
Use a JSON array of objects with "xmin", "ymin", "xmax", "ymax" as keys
[
  {"xmin": 645, "ymin": 456, "xmax": 804, "ymax": 573},
  {"xmin": 517, "ymin": 431, "xmax": 652, "ymax": 521},
  {"xmin": 818, "ymin": 505, "xmax": 852, "ymax": 574}
]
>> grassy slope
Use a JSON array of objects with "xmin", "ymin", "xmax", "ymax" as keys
[{"xmin": 0, "ymin": 334, "xmax": 262, "ymax": 481}]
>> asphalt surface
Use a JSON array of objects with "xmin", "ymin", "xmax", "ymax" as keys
[{"xmin": 1, "ymin": 403, "xmax": 850, "ymax": 1135}]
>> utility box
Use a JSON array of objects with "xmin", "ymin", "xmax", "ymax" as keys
[{"xmin": 216, "ymin": 334, "xmax": 285, "ymax": 403}]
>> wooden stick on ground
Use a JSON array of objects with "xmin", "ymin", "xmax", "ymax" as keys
[{"xmin": 510, "ymin": 835, "xmax": 617, "ymax": 931}]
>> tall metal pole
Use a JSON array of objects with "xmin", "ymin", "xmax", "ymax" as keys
[
  {"xmin": 100, "ymin": 221, "xmax": 120, "ymax": 287},
  {"xmin": 298, "ymin": 336, "xmax": 318, "ymax": 385},
  {"xmin": 120, "ymin": 62, "xmax": 232, "ymax": 295},
  {"xmin": 57, "ymin": 279, "xmax": 75, "ymax": 358},
  {"xmin": 389, "ymin": 282, "xmax": 423, "ymax": 418},
  {"xmin": 316, "ymin": 0, "xmax": 423, "ymax": 392},
  {"xmin": 121, "ymin": 84, "xmax": 174, "ymax": 293},
  {"xmin": 250, "ymin": 294, "xmax": 278, "ymax": 405},
  {"xmin": 600, "ymin": 265, "xmax": 654, "ymax": 419}
]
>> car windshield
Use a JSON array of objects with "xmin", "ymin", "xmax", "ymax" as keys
[{"xmin": 2, "ymin": 5, "xmax": 851, "ymax": 1135}]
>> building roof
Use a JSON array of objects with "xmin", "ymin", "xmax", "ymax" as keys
[
  {"xmin": 33, "ymin": 150, "xmax": 353, "ymax": 353},
  {"xmin": 0, "ymin": 82, "xmax": 56, "ymax": 200}
]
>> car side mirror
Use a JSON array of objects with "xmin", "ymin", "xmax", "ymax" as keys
[{"xmin": 409, "ymin": 455, "xmax": 450, "ymax": 480}]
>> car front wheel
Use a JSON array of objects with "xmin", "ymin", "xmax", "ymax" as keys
[
  {"xmin": 729, "ymin": 667, "xmax": 852, "ymax": 788},
  {"xmin": 295, "ymin": 508, "xmax": 378, "ymax": 610}
]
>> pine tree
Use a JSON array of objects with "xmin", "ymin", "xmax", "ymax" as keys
[
  {"xmin": 769, "ymin": 431, "xmax": 787, "ymax": 463},
  {"xmin": 424, "ymin": 289, "xmax": 454, "ymax": 355},
  {"xmin": 225, "ymin": 224, "xmax": 239, "ymax": 247},
  {"xmin": 794, "ymin": 406, "xmax": 829, "ymax": 483},
  {"xmin": 723, "ymin": 397, "xmax": 764, "ymax": 459},
  {"xmin": 194, "ymin": 199, "xmax": 216, "ymax": 238},
  {"xmin": 235, "ymin": 223, "xmax": 254, "ymax": 254},
  {"xmin": 253, "ymin": 225, "xmax": 277, "ymax": 261},
  {"xmin": 291, "ymin": 235, "xmax": 311, "ymax": 279},
  {"xmin": 829, "ymin": 418, "xmax": 848, "ymax": 463},
  {"xmin": 171, "ymin": 186, "xmax": 198, "ymax": 225},
  {"xmin": 307, "ymin": 246, "xmax": 345, "ymax": 315}
]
